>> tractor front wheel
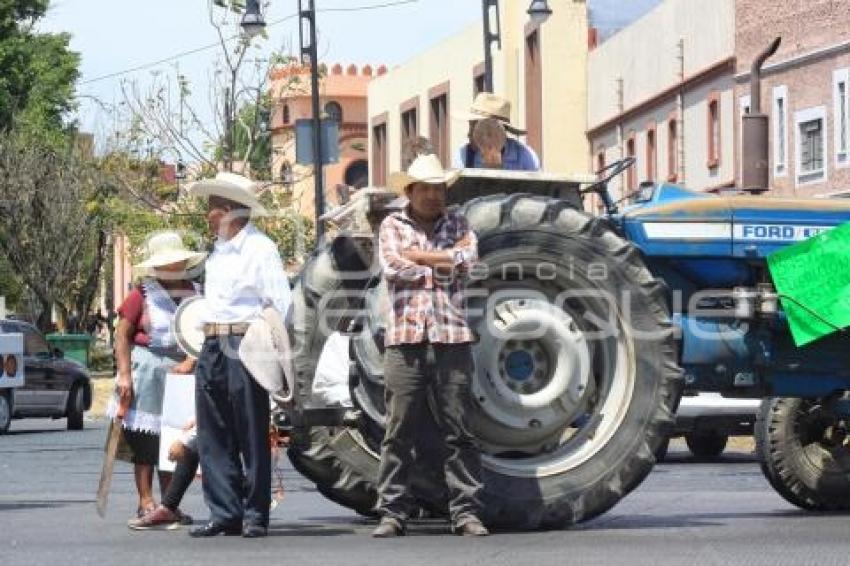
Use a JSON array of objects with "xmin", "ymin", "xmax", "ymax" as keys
[{"xmin": 755, "ymin": 396, "xmax": 850, "ymax": 510}]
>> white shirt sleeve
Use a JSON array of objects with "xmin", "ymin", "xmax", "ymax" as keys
[{"xmin": 258, "ymin": 242, "xmax": 293, "ymax": 317}]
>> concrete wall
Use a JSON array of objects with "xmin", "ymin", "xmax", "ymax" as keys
[
  {"xmin": 587, "ymin": 0, "xmax": 735, "ymax": 128},
  {"xmin": 536, "ymin": 0, "xmax": 589, "ymax": 174},
  {"xmin": 367, "ymin": 0, "xmax": 589, "ymax": 182},
  {"xmin": 587, "ymin": 0, "xmax": 736, "ymax": 194},
  {"xmin": 367, "ymin": 24, "xmax": 481, "ymax": 176}
]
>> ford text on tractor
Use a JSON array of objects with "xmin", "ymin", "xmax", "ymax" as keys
[{"xmin": 281, "ymin": 38, "xmax": 850, "ymax": 528}]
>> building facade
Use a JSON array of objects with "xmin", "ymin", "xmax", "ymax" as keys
[
  {"xmin": 587, "ymin": 0, "xmax": 737, "ymax": 203},
  {"xmin": 735, "ymin": 0, "xmax": 850, "ymax": 197},
  {"xmin": 587, "ymin": 0, "xmax": 850, "ymax": 199},
  {"xmin": 269, "ymin": 63, "xmax": 382, "ymax": 220},
  {"xmin": 367, "ymin": 0, "xmax": 590, "ymax": 184}
]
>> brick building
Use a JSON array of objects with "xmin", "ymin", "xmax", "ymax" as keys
[
  {"xmin": 735, "ymin": 0, "xmax": 850, "ymax": 197},
  {"xmin": 587, "ymin": 0, "xmax": 850, "ymax": 199}
]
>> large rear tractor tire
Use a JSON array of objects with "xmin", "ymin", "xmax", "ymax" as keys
[
  {"xmin": 285, "ymin": 235, "xmax": 379, "ymax": 515},
  {"xmin": 291, "ymin": 194, "xmax": 682, "ymax": 529},
  {"xmin": 755, "ymin": 396, "xmax": 850, "ymax": 511},
  {"xmin": 287, "ymin": 426, "xmax": 378, "ymax": 517}
]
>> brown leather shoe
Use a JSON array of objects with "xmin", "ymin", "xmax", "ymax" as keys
[
  {"xmin": 371, "ymin": 518, "xmax": 405, "ymax": 538},
  {"xmin": 455, "ymin": 518, "xmax": 489, "ymax": 537}
]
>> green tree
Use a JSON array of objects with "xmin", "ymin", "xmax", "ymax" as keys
[
  {"xmin": 0, "ymin": 131, "xmax": 110, "ymax": 330},
  {"xmin": 99, "ymin": 149, "xmax": 314, "ymax": 270},
  {"xmin": 0, "ymin": 0, "xmax": 79, "ymax": 135},
  {"xmin": 215, "ymin": 96, "xmax": 273, "ymax": 180},
  {"xmin": 0, "ymin": 255, "xmax": 24, "ymax": 313}
]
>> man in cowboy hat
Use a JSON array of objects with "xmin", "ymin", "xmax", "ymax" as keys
[
  {"xmin": 185, "ymin": 172, "xmax": 291, "ymax": 539},
  {"xmin": 453, "ymin": 92, "xmax": 540, "ymax": 171},
  {"xmin": 372, "ymin": 154, "xmax": 488, "ymax": 538}
]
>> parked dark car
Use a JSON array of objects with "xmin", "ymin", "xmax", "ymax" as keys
[{"xmin": 0, "ymin": 320, "xmax": 92, "ymax": 431}]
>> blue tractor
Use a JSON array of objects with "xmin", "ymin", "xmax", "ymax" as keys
[{"xmin": 284, "ymin": 38, "xmax": 850, "ymax": 528}]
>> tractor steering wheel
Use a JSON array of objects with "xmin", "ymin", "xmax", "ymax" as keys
[
  {"xmin": 580, "ymin": 157, "xmax": 636, "ymax": 215},
  {"xmin": 581, "ymin": 157, "xmax": 636, "ymax": 194}
]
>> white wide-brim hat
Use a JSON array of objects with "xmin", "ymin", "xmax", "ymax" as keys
[
  {"xmin": 134, "ymin": 231, "xmax": 207, "ymax": 275},
  {"xmin": 187, "ymin": 172, "xmax": 269, "ymax": 215},
  {"xmin": 453, "ymin": 92, "xmax": 527, "ymax": 135},
  {"xmin": 387, "ymin": 153, "xmax": 461, "ymax": 195}
]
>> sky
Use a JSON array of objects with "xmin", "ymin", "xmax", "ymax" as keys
[{"xmin": 38, "ymin": 0, "xmax": 660, "ymax": 153}]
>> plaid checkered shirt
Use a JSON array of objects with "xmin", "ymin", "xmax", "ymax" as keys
[{"xmin": 378, "ymin": 208, "xmax": 478, "ymax": 347}]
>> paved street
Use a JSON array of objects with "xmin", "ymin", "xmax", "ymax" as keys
[{"xmin": 2, "ymin": 418, "xmax": 850, "ymax": 566}]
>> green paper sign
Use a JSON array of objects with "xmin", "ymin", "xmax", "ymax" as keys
[{"xmin": 767, "ymin": 222, "xmax": 850, "ymax": 347}]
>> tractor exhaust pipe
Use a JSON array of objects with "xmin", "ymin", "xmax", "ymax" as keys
[{"xmin": 741, "ymin": 37, "xmax": 781, "ymax": 193}]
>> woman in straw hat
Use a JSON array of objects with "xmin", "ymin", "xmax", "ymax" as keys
[{"xmin": 106, "ymin": 231, "xmax": 206, "ymax": 526}]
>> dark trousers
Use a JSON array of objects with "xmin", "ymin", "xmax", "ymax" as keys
[
  {"xmin": 376, "ymin": 342, "xmax": 483, "ymax": 525},
  {"xmin": 195, "ymin": 336, "xmax": 271, "ymax": 527},
  {"xmin": 162, "ymin": 446, "xmax": 200, "ymax": 511}
]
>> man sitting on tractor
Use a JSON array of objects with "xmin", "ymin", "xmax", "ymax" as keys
[{"xmin": 454, "ymin": 92, "xmax": 540, "ymax": 171}]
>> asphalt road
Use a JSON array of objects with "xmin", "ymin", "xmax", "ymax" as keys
[{"xmin": 2, "ymin": 418, "xmax": 849, "ymax": 566}]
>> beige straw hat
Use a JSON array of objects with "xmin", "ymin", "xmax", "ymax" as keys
[
  {"xmin": 134, "ymin": 231, "xmax": 206, "ymax": 277},
  {"xmin": 387, "ymin": 153, "xmax": 461, "ymax": 195},
  {"xmin": 186, "ymin": 172, "xmax": 269, "ymax": 215},
  {"xmin": 453, "ymin": 92, "xmax": 526, "ymax": 135}
]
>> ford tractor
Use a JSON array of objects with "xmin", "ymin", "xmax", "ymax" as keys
[{"xmin": 282, "ymin": 37, "xmax": 850, "ymax": 529}]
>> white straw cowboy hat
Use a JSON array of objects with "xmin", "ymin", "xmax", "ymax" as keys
[
  {"xmin": 134, "ymin": 231, "xmax": 207, "ymax": 277},
  {"xmin": 387, "ymin": 153, "xmax": 461, "ymax": 195},
  {"xmin": 453, "ymin": 92, "xmax": 527, "ymax": 135},
  {"xmin": 187, "ymin": 172, "xmax": 269, "ymax": 215}
]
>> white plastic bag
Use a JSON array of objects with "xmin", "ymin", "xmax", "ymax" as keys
[{"xmin": 311, "ymin": 332, "xmax": 353, "ymax": 407}]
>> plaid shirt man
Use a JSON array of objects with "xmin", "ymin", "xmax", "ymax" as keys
[{"xmin": 378, "ymin": 207, "xmax": 478, "ymax": 347}]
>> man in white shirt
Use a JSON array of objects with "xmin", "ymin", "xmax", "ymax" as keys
[{"xmin": 187, "ymin": 173, "xmax": 291, "ymax": 539}]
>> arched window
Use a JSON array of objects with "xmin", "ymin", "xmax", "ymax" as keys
[
  {"xmin": 344, "ymin": 160, "xmax": 369, "ymax": 189},
  {"xmin": 324, "ymin": 101, "xmax": 343, "ymax": 123},
  {"xmin": 282, "ymin": 104, "xmax": 291, "ymax": 125}
]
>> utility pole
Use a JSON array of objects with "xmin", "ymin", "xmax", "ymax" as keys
[{"xmin": 299, "ymin": 0, "xmax": 325, "ymax": 241}]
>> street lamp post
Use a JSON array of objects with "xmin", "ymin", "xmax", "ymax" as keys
[
  {"xmin": 235, "ymin": 0, "xmax": 266, "ymax": 174},
  {"xmin": 481, "ymin": 0, "xmax": 501, "ymax": 93},
  {"xmin": 482, "ymin": 1, "xmax": 553, "ymax": 94},
  {"xmin": 241, "ymin": 0, "xmax": 267, "ymax": 39},
  {"xmin": 527, "ymin": 0, "xmax": 553, "ymax": 26},
  {"xmin": 298, "ymin": 0, "xmax": 326, "ymax": 241}
]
